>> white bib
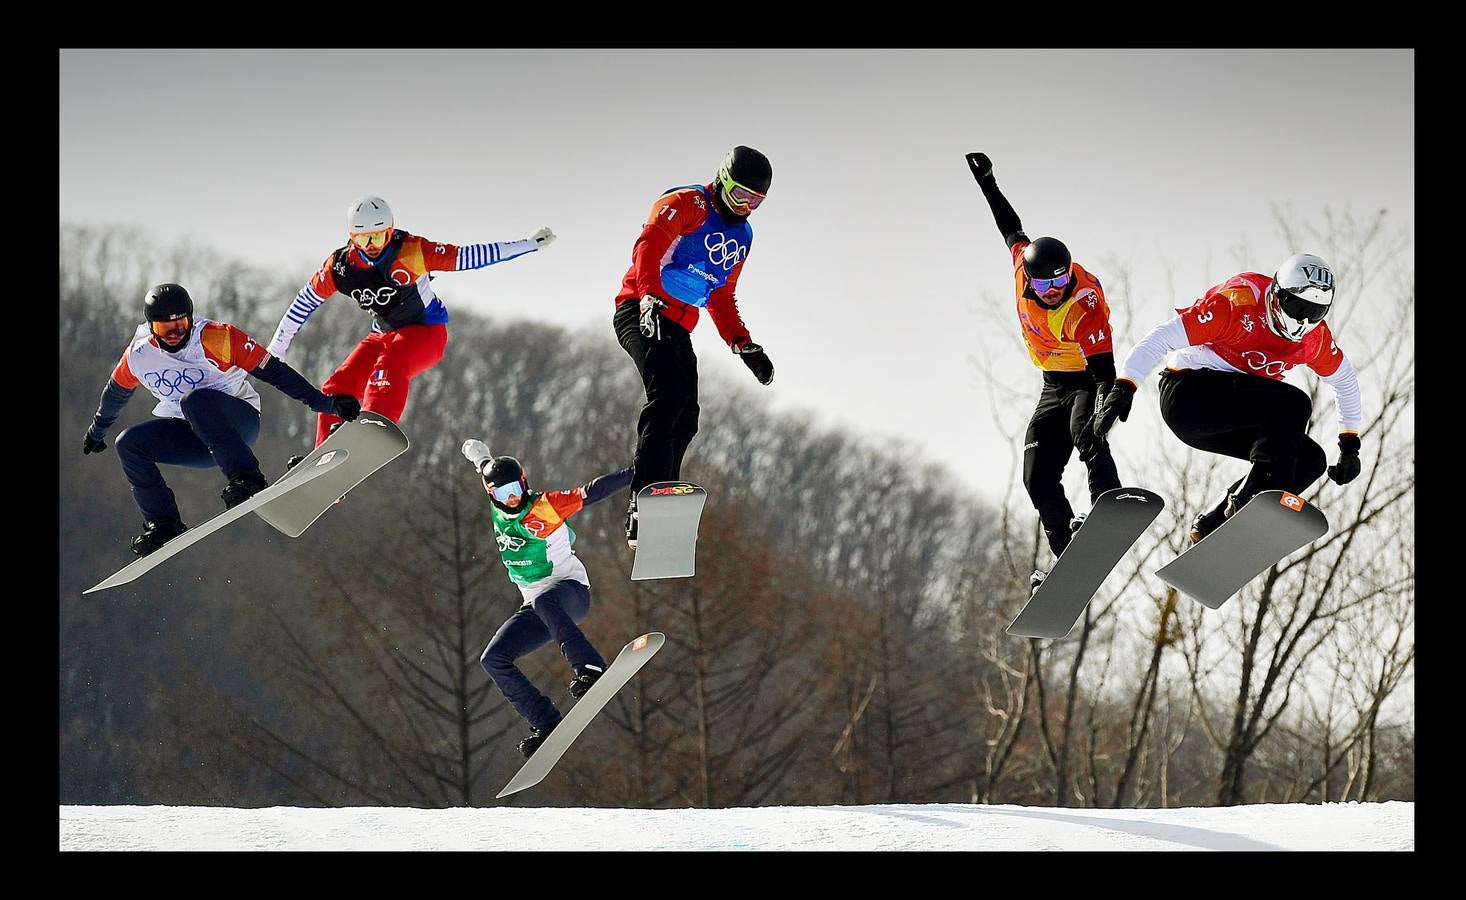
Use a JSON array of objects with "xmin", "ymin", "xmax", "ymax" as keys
[{"xmin": 125, "ymin": 319, "xmax": 261, "ymax": 420}]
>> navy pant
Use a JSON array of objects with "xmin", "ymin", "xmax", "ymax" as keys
[
  {"xmin": 480, "ymin": 580, "xmax": 607, "ymax": 730},
  {"xmin": 115, "ymin": 389, "xmax": 262, "ymax": 523}
]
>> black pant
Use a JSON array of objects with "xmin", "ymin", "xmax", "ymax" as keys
[
  {"xmin": 615, "ymin": 299, "xmax": 699, "ymax": 494},
  {"xmin": 1157, "ymin": 368, "xmax": 1327, "ymax": 517},
  {"xmin": 1024, "ymin": 371, "xmax": 1121, "ymax": 557}
]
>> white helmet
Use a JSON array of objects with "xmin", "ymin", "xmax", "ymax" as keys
[
  {"xmin": 347, "ymin": 195, "xmax": 393, "ymax": 235},
  {"xmin": 1266, "ymin": 253, "xmax": 1334, "ymax": 341}
]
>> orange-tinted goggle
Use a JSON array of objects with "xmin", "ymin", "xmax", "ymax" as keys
[
  {"xmin": 151, "ymin": 315, "xmax": 191, "ymax": 337},
  {"xmin": 350, "ymin": 228, "xmax": 393, "ymax": 251}
]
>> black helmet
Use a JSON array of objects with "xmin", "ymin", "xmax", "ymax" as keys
[
  {"xmin": 1021, "ymin": 237, "xmax": 1072, "ymax": 281},
  {"xmin": 483, "ymin": 456, "xmax": 529, "ymax": 512},
  {"xmin": 144, "ymin": 283, "xmax": 195, "ymax": 351},
  {"xmin": 715, "ymin": 145, "xmax": 772, "ymax": 216}
]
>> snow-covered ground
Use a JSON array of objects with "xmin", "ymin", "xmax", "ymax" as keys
[{"xmin": 60, "ymin": 801, "xmax": 1412, "ymax": 851}]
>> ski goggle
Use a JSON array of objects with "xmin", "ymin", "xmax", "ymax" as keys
[
  {"xmin": 719, "ymin": 176, "xmax": 766, "ymax": 214},
  {"xmin": 491, "ymin": 480, "xmax": 525, "ymax": 504},
  {"xmin": 1273, "ymin": 286, "xmax": 1329, "ymax": 324},
  {"xmin": 350, "ymin": 228, "xmax": 392, "ymax": 251},
  {"xmin": 150, "ymin": 316, "xmax": 191, "ymax": 338},
  {"xmin": 1030, "ymin": 271, "xmax": 1072, "ymax": 293}
]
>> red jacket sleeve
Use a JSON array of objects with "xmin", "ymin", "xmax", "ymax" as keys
[
  {"xmin": 1307, "ymin": 324, "xmax": 1346, "ymax": 377},
  {"xmin": 405, "ymin": 234, "xmax": 461, "ymax": 273},
  {"xmin": 200, "ymin": 322, "xmax": 270, "ymax": 372},
  {"xmin": 631, "ymin": 191, "xmax": 708, "ymax": 299},
  {"xmin": 706, "ymin": 260, "xmax": 751, "ymax": 348},
  {"xmin": 1178, "ymin": 291, "xmax": 1242, "ymax": 346},
  {"xmin": 1070, "ymin": 305, "xmax": 1113, "ymax": 357},
  {"xmin": 542, "ymin": 488, "xmax": 587, "ymax": 520},
  {"xmin": 308, "ymin": 254, "xmax": 339, "ymax": 299}
]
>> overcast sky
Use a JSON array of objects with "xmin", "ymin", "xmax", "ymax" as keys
[{"xmin": 60, "ymin": 49, "xmax": 1414, "ymax": 502}]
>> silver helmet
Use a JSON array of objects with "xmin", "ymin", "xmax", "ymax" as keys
[{"xmin": 1266, "ymin": 253, "xmax": 1334, "ymax": 341}]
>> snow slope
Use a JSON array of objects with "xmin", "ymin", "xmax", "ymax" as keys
[{"xmin": 60, "ymin": 801, "xmax": 1412, "ymax": 851}]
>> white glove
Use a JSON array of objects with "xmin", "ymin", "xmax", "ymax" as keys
[
  {"xmin": 531, "ymin": 226, "xmax": 556, "ymax": 249},
  {"xmin": 266, "ymin": 339, "xmax": 289, "ymax": 360},
  {"xmin": 461, "ymin": 439, "xmax": 493, "ymax": 473}
]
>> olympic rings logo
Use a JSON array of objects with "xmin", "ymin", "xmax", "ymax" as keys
[
  {"xmin": 142, "ymin": 368, "xmax": 206, "ymax": 397},
  {"xmin": 350, "ymin": 286, "xmax": 398, "ymax": 309},
  {"xmin": 704, "ymin": 232, "xmax": 748, "ymax": 271},
  {"xmin": 1240, "ymin": 350, "xmax": 1289, "ymax": 377}
]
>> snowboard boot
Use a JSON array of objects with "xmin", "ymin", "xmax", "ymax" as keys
[
  {"xmin": 1029, "ymin": 569, "xmax": 1048, "ymax": 598},
  {"xmin": 1188, "ymin": 503, "xmax": 1231, "ymax": 545},
  {"xmin": 517, "ymin": 719, "xmax": 560, "ymax": 758},
  {"xmin": 625, "ymin": 497, "xmax": 639, "ymax": 550},
  {"xmin": 221, "ymin": 469, "xmax": 269, "ymax": 509},
  {"xmin": 1069, "ymin": 512, "xmax": 1088, "ymax": 535},
  {"xmin": 131, "ymin": 517, "xmax": 188, "ymax": 556},
  {"xmin": 568, "ymin": 663, "xmax": 605, "ymax": 700},
  {"xmin": 286, "ymin": 422, "xmax": 344, "ymax": 471}
]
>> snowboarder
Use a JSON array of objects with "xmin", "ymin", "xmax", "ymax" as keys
[
  {"xmin": 267, "ymin": 196, "xmax": 556, "ymax": 452},
  {"xmin": 613, "ymin": 146, "xmax": 776, "ymax": 548},
  {"xmin": 965, "ymin": 152, "xmax": 1123, "ymax": 595},
  {"xmin": 82, "ymin": 283, "xmax": 360, "ymax": 555},
  {"xmin": 461, "ymin": 439, "xmax": 634, "ymax": 758},
  {"xmin": 1093, "ymin": 253, "xmax": 1364, "ymax": 542}
]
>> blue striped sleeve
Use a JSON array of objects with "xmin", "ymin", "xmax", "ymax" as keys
[
  {"xmin": 455, "ymin": 239, "xmax": 537, "ymax": 270},
  {"xmin": 268, "ymin": 285, "xmax": 329, "ymax": 358}
]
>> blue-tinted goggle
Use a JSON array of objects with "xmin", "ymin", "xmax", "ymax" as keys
[
  {"xmin": 1031, "ymin": 271, "xmax": 1072, "ymax": 293},
  {"xmin": 491, "ymin": 480, "xmax": 525, "ymax": 504}
]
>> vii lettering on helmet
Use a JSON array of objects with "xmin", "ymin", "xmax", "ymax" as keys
[
  {"xmin": 1280, "ymin": 493, "xmax": 1305, "ymax": 511},
  {"xmin": 704, "ymin": 232, "xmax": 748, "ymax": 271},
  {"xmin": 350, "ymin": 286, "xmax": 398, "ymax": 309},
  {"xmin": 142, "ymin": 368, "xmax": 206, "ymax": 397},
  {"xmin": 1299, "ymin": 265, "xmax": 1334, "ymax": 288}
]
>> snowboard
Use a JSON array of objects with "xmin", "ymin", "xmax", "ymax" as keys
[
  {"xmin": 83, "ymin": 445, "xmax": 350, "ymax": 595},
  {"xmin": 1156, "ymin": 489, "xmax": 1329, "ymax": 609},
  {"xmin": 252, "ymin": 412, "xmax": 409, "ymax": 537},
  {"xmin": 496, "ymin": 631, "xmax": 666, "ymax": 799},
  {"xmin": 1006, "ymin": 487, "xmax": 1165, "ymax": 639},
  {"xmin": 630, "ymin": 482, "xmax": 707, "ymax": 581}
]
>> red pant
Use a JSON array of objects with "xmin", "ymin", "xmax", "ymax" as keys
[{"xmin": 317, "ymin": 323, "xmax": 448, "ymax": 445}]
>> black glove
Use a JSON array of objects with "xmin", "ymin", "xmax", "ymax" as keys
[
  {"xmin": 965, "ymin": 152, "xmax": 994, "ymax": 183},
  {"xmin": 83, "ymin": 432, "xmax": 108, "ymax": 455},
  {"xmin": 1092, "ymin": 379, "xmax": 1136, "ymax": 439},
  {"xmin": 734, "ymin": 341, "xmax": 774, "ymax": 385},
  {"xmin": 1074, "ymin": 420, "xmax": 1104, "ymax": 463},
  {"xmin": 318, "ymin": 393, "xmax": 361, "ymax": 421},
  {"xmin": 1327, "ymin": 433, "xmax": 1362, "ymax": 485},
  {"xmin": 331, "ymin": 394, "xmax": 362, "ymax": 421}
]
